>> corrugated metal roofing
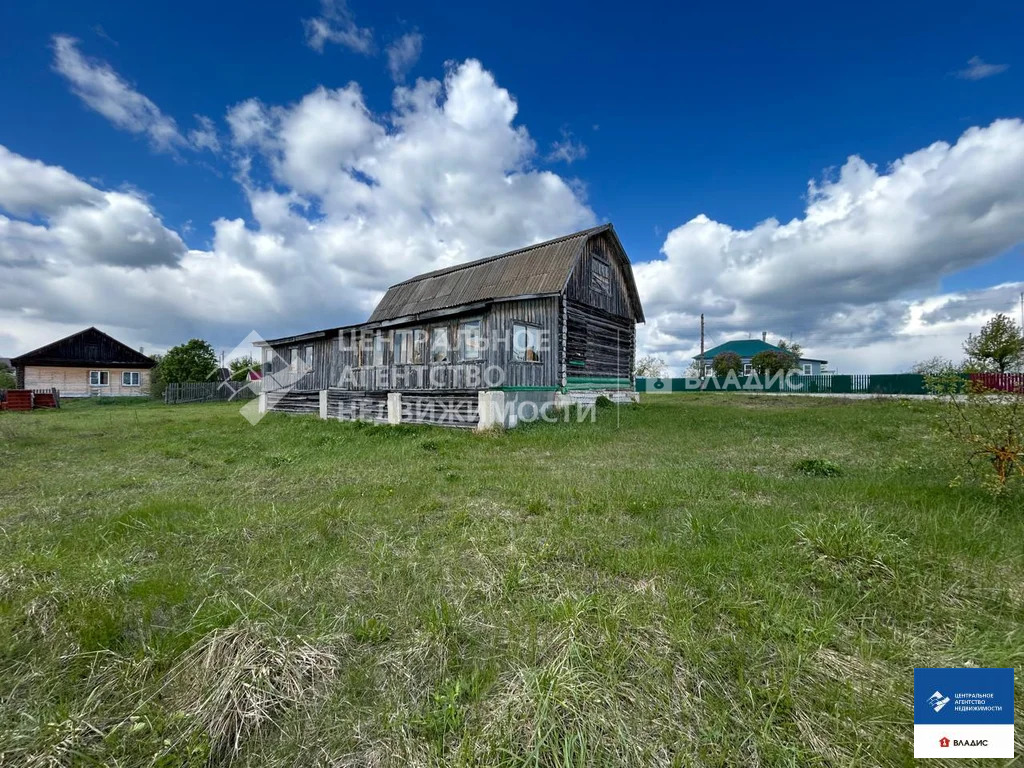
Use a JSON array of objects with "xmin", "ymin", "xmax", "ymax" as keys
[
  {"xmin": 696, "ymin": 339, "xmax": 827, "ymax": 363},
  {"xmin": 368, "ymin": 224, "xmax": 611, "ymax": 323}
]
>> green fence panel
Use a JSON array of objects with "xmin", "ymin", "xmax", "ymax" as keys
[{"xmin": 636, "ymin": 373, "xmax": 929, "ymax": 395}]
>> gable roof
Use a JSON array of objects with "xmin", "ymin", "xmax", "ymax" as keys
[
  {"xmin": 367, "ymin": 224, "xmax": 644, "ymax": 323},
  {"xmin": 11, "ymin": 327, "xmax": 156, "ymax": 368},
  {"xmin": 695, "ymin": 338, "xmax": 827, "ymax": 363}
]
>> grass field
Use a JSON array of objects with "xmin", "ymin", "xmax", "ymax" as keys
[{"xmin": 1, "ymin": 395, "xmax": 1021, "ymax": 767}]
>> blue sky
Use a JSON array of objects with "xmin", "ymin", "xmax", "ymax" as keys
[{"xmin": 1, "ymin": 0, "xmax": 1022, "ymax": 371}]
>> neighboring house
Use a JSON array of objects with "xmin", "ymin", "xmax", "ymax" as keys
[
  {"xmin": 10, "ymin": 327, "xmax": 156, "ymax": 397},
  {"xmin": 696, "ymin": 339, "xmax": 828, "ymax": 376},
  {"xmin": 260, "ymin": 224, "xmax": 645, "ymax": 424}
]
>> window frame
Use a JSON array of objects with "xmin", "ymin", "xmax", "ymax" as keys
[
  {"xmin": 304, "ymin": 345, "xmax": 314, "ymax": 369},
  {"xmin": 458, "ymin": 318, "xmax": 483, "ymax": 361},
  {"xmin": 511, "ymin": 322, "xmax": 543, "ymax": 364},
  {"xmin": 393, "ymin": 329, "xmax": 414, "ymax": 365},
  {"xmin": 802, "ymin": 363, "xmax": 813, "ymax": 376},
  {"xmin": 743, "ymin": 363, "xmax": 752, "ymax": 375},
  {"xmin": 430, "ymin": 326, "xmax": 451, "ymax": 364},
  {"xmin": 89, "ymin": 370, "xmax": 109, "ymax": 386},
  {"xmin": 591, "ymin": 257, "xmax": 611, "ymax": 296},
  {"xmin": 372, "ymin": 332, "xmax": 387, "ymax": 367},
  {"xmin": 289, "ymin": 347, "xmax": 299, "ymax": 372},
  {"xmin": 121, "ymin": 370, "xmax": 141, "ymax": 387}
]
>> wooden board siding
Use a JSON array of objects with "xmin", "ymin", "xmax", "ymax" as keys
[
  {"xmin": 268, "ymin": 297, "xmax": 561, "ymax": 393},
  {"xmin": 264, "ymin": 334, "xmax": 336, "ymax": 392},
  {"xmin": 564, "ymin": 232, "xmax": 638, "ymax": 320},
  {"xmin": 325, "ymin": 390, "xmax": 388, "ymax": 422},
  {"xmin": 266, "ymin": 390, "xmax": 320, "ymax": 414},
  {"xmin": 565, "ymin": 302, "xmax": 634, "ymax": 382},
  {"xmin": 22, "ymin": 365, "xmax": 151, "ymax": 397}
]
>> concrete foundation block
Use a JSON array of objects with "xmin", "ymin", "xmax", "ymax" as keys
[
  {"xmin": 477, "ymin": 390, "xmax": 506, "ymax": 430},
  {"xmin": 387, "ymin": 392, "xmax": 402, "ymax": 425}
]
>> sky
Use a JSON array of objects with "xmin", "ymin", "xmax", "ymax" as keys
[{"xmin": 1, "ymin": 0, "xmax": 1022, "ymax": 373}]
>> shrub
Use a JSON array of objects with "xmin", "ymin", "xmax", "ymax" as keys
[
  {"xmin": 927, "ymin": 372, "xmax": 1024, "ymax": 492},
  {"xmin": 751, "ymin": 350, "xmax": 795, "ymax": 376},
  {"xmin": 712, "ymin": 351, "xmax": 742, "ymax": 377}
]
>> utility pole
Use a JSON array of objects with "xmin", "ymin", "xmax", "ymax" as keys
[{"xmin": 699, "ymin": 313, "xmax": 705, "ymax": 379}]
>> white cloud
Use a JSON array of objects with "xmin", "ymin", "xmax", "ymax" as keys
[
  {"xmin": 304, "ymin": 0, "xmax": 374, "ymax": 54},
  {"xmin": 386, "ymin": 32, "xmax": 423, "ymax": 82},
  {"xmin": 637, "ymin": 120, "xmax": 1024, "ymax": 373},
  {"xmin": 0, "ymin": 147, "xmax": 186, "ymax": 271},
  {"xmin": 0, "ymin": 59, "xmax": 594, "ymax": 358},
  {"xmin": 52, "ymin": 35, "xmax": 218, "ymax": 154},
  {"xmin": 547, "ymin": 127, "xmax": 587, "ymax": 164},
  {"xmin": 189, "ymin": 115, "xmax": 221, "ymax": 153},
  {"xmin": 956, "ymin": 56, "xmax": 1009, "ymax": 80}
]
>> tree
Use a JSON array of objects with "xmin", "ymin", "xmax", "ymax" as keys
[
  {"xmin": 634, "ymin": 354, "xmax": 668, "ymax": 379},
  {"xmin": 711, "ymin": 351, "xmax": 742, "ymax": 377},
  {"xmin": 0, "ymin": 360, "xmax": 15, "ymax": 390},
  {"xmin": 751, "ymin": 349, "xmax": 793, "ymax": 376},
  {"xmin": 775, "ymin": 339, "xmax": 802, "ymax": 371},
  {"xmin": 229, "ymin": 355, "xmax": 260, "ymax": 382},
  {"xmin": 963, "ymin": 313, "xmax": 1023, "ymax": 373},
  {"xmin": 157, "ymin": 339, "xmax": 218, "ymax": 385},
  {"xmin": 911, "ymin": 356, "xmax": 960, "ymax": 376}
]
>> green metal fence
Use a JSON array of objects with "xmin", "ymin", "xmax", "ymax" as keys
[{"xmin": 636, "ymin": 373, "xmax": 930, "ymax": 395}]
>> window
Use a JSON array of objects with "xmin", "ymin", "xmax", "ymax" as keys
[
  {"xmin": 743, "ymin": 363, "xmax": 752, "ymax": 375},
  {"xmin": 289, "ymin": 348, "xmax": 299, "ymax": 372},
  {"xmin": 459, "ymin": 319, "xmax": 482, "ymax": 361},
  {"xmin": 372, "ymin": 332, "xmax": 387, "ymax": 367},
  {"xmin": 431, "ymin": 327, "xmax": 450, "ymax": 363},
  {"xmin": 592, "ymin": 258, "xmax": 611, "ymax": 295},
  {"xmin": 304, "ymin": 345, "xmax": 314, "ymax": 368},
  {"xmin": 394, "ymin": 329, "xmax": 414, "ymax": 364},
  {"xmin": 704, "ymin": 365, "xmax": 713, "ymax": 377},
  {"xmin": 356, "ymin": 334, "xmax": 371, "ymax": 367},
  {"xmin": 512, "ymin": 323, "xmax": 542, "ymax": 363},
  {"xmin": 413, "ymin": 329, "xmax": 426, "ymax": 364},
  {"xmin": 122, "ymin": 371, "xmax": 141, "ymax": 386},
  {"xmin": 89, "ymin": 370, "xmax": 109, "ymax": 386},
  {"xmin": 802, "ymin": 363, "xmax": 813, "ymax": 375}
]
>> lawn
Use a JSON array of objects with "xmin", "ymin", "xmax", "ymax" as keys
[{"xmin": 0, "ymin": 395, "xmax": 1021, "ymax": 767}]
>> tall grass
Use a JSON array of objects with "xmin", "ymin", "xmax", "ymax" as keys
[{"xmin": 1, "ymin": 395, "xmax": 1021, "ymax": 765}]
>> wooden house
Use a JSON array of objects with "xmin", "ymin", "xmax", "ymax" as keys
[
  {"xmin": 259, "ymin": 224, "xmax": 645, "ymax": 427},
  {"xmin": 10, "ymin": 327, "xmax": 156, "ymax": 397}
]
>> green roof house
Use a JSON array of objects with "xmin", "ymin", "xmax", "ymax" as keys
[{"xmin": 694, "ymin": 339, "xmax": 828, "ymax": 375}]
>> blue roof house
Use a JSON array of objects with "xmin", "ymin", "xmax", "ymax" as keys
[{"xmin": 695, "ymin": 339, "xmax": 828, "ymax": 376}]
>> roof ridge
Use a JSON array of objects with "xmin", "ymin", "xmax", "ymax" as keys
[{"xmin": 390, "ymin": 223, "xmax": 610, "ymax": 287}]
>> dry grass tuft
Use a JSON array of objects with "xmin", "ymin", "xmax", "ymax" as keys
[{"xmin": 166, "ymin": 623, "xmax": 342, "ymax": 764}]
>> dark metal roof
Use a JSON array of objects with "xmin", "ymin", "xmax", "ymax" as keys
[
  {"xmin": 368, "ymin": 224, "xmax": 641, "ymax": 323},
  {"xmin": 11, "ymin": 326, "xmax": 156, "ymax": 368}
]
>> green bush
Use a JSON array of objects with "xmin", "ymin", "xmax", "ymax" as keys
[{"xmin": 712, "ymin": 351, "xmax": 742, "ymax": 377}]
